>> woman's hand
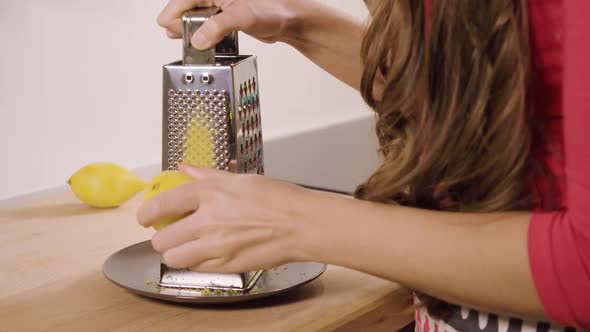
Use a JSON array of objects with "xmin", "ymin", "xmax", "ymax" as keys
[
  {"xmin": 157, "ymin": 0, "xmax": 302, "ymax": 50},
  {"xmin": 137, "ymin": 163, "xmax": 317, "ymax": 273},
  {"xmin": 157, "ymin": 0, "xmax": 366, "ymax": 89}
]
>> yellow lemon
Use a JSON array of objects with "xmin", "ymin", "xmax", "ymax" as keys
[
  {"xmin": 144, "ymin": 170, "xmax": 195, "ymax": 231},
  {"xmin": 68, "ymin": 162, "xmax": 146, "ymax": 208}
]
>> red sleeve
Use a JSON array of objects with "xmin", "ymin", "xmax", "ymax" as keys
[{"xmin": 528, "ymin": 0, "xmax": 590, "ymax": 329}]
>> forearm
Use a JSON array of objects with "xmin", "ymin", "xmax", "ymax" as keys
[
  {"xmin": 301, "ymin": 192, "xmax": 546, "ymax": 321},
  {"xmin": 281, "ymin": 1, "xmax": 366, "ymax": 90}
]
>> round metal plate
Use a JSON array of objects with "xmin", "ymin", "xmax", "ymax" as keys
[{"xmin": 103, "ymin": 240, "xmax": 327, "ymax": 304}]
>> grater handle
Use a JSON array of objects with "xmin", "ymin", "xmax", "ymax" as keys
[{"xmin": 182, "ymin": 7, "xmax": 239, "ymax": 65}]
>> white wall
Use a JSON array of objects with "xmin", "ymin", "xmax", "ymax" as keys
[{"xmin": 0, "ymin": 0, "xmax": 372, "ymax": 200}]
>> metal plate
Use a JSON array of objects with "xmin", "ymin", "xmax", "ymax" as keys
[{"xmin": 102, "ymin": 240, "xmax": 327, "ymax": 304}]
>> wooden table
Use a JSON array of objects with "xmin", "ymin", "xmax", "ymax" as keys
[{"xmin": 0, "ymin": 191, "xmax": 414, "ymax": 331}]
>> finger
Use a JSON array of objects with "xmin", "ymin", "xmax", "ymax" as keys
[
  {"xmin": 150, "ymin": 212, "xmax": 203, "ymax": 253},
  {"xmin": 137, "ymin": 182, "xmax": 200, "ymax": 227},
  {"xmin": 193, "ymin": 242, "xmax": 288, "ymax": 273},
  {"xmin": 161, "ymin": 18, "xmax": 183, "ymax": 36},
  {"xmin": 166, "ymin": 29, "xmax": 181, "ymax": 39},
  {"xmin": 191, "ymin": 7, "xmax": 254, "ymax": 50},
  {"xmin": 178, "ymin": 163, "xmax": 232, "ymax": 179},
  {"xmin": 157, "ymin": 0, "xmax": 220, "ymax": 34},
  {"xmin": 162, "ymin": 228, "xmax": 270, "ymax": 269},
  {"xmin": 161, "ymin": 239, "xmax": 219, "ymax": 269}
]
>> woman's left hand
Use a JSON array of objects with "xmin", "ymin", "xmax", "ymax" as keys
[{"xmin": 137, "ymin": 163, "xmax": 317, "ymax": 273}]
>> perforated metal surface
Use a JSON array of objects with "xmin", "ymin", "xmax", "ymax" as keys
[
  {"xmin": 166, "ymin": 89, "xmax": 231, "ymax": 171},
  {"xmin": 237, "ymin": 77, "xmax": 264, "ymax": 174},
  {"xmin": 163, "ymin": 56, "xmax": 265, "ymax": 176}
]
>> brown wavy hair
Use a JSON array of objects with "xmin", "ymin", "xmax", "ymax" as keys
[{"xmin": 355, "ymin": 0, "xmax": 547, "ymax": 318}]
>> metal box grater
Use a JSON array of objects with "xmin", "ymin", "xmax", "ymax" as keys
[{"xmin": 159, "ymin": 7, "xmax": 265, "ymax": 292}]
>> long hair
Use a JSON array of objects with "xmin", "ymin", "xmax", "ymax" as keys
[{"xmin": 355, "ymin": 0, "xmax": 545, "ymax": 318}]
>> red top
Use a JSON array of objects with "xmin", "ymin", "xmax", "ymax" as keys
[
  {"xmin": 528, "ymin": 0, "xmax": 590, "ymax": 328},
  {"xmin": 424, "ymin": 0, "xmax": 590, "ymax": 328}
]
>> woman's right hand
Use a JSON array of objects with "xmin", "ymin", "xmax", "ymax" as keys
[
  {"xmin": 157, "ymin": 0, "xmax": 303, "ymax": 50},
  {"xmin": 158, "ymin": 0, "xmax": 366, "ymax": 90}
]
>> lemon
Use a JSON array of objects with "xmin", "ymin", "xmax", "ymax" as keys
[
  {"xmin": 143, "ymin": 170, "xmax": 195, "ymax": 231},
  {"xmin": 68, "ymin": 162, "xmax": 146, "ymax": 208}
]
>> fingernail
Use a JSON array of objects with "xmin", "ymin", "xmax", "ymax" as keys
[{"xmin": 192, "ymin": 33, "xmax": 209, "ymax": 50}]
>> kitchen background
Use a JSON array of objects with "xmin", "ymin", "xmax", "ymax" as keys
[{"xmin": 0, "ymin": 0, "xmax": 378, "ymax": 201}]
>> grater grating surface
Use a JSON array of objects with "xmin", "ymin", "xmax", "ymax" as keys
[
  {"xmin": 166, "ymin": 89, "xmax": 231, "ymax": 171},
  {"xmin": 237, "ymin": 78, "xmax": 264, "ymax": 174}
]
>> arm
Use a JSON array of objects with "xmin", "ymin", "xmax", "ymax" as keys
[
  {"xmin": 302, "ymin": 194, "xmax": 547, "ymax": 321},
  {"xmin": 281, "ymin": 1, "xmax": 366, "ymax": 90},
  {"xmin": 138, "ymin": 175, "xmax": 551, "ymax": 321},
  {"xmin": 156, "ymin": 0, "xmax": 367, "ymax": 90}
]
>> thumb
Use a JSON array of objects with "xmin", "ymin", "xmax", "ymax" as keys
[{"xmin": 191, "ymin": 7, "xmax": 251, "ymax": 50}]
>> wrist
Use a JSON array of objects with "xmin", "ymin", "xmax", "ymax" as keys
[
  {"xmin": 290, "ymin": 189, "xmax": 356, "ymax": 264},
  {"xmin": 279, "ymin": 0, "xmax": 323, "ymax": 45}
]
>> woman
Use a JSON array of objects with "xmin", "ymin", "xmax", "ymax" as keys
[{"xmin": 138, "ymin": 0, "xmax": 590, "ymax": 330}]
